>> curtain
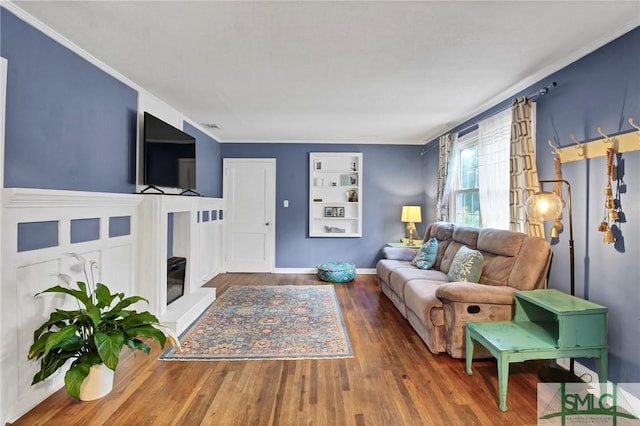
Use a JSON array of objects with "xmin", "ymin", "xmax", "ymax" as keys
[
  {"xmin": 435, "ymin": 133, "xmax": 458, "ymax": 222},
  {"xmin": 478, "ymin": 109, "xmax": 511, "ymax": 229},
  {"xmin": 509, "ymin": 97, "xmax": 543, "ymax": 237}
]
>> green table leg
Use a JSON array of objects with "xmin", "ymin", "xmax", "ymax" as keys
[
  {"xmin": 497, "ymin": 352, "xmax": 509, "ymax": 412},
  {"xmin": 596, "ymin": 349, "xmax": 608, "ymax": 384},
  {"xmin": 466, "ymin": 329, "xmax": 474, "ymax": 375}
]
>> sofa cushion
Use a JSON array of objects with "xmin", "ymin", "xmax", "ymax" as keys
[
  {"xmin": 376, "ymin": 259, "xmax": 415, "ymax": 285},
  {"xmin": 389, "ymin": 268, "xmax": 448, "ymax": 297},
  {"xmin": 452, "ymin": 226, "xmax": 480, "ymax": 248},
  {"xmin": 425, "ymin": 222, "xmax": 454, "ymax": 271},
  {"xmin": 411, "ymin": 237, "xmax": 438, "ymax": 269},
  {"xmin": 447, "ymin": 246, "xmax": 484, "ymax": 283},
  {"xmin": 508, "ymin": 236, "xmax": 553, "ymax": 290},
  {"xmin": 404, "ymin": 280, "xmax": 446, "ymax": 327},
  {"xmin": 436, "ymin": 282, "xmax": 517, "ymax": 304}
]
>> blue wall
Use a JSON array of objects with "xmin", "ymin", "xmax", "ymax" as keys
[
  {"xmin": 427, "ymin": 27, "xmax": 640, "ymax": 386},
  {"xmin": 220, "ymin": 143, "xmax": 424, "ymax": 268},
  {"xmin": 0, "ymin": 8, "xmax": 223, "ymax": 197},
  {"xmin": 183, "ymin": 121, "xmax": 222, "ymax": 198},
  {"xmin": 1, "ymin": 9, "xmax": 138, "ymax": 193}
]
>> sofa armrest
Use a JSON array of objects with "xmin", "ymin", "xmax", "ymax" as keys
[
  {"xmin": 382, "ymin": 247, "xmax": 417, "ymax": 261},
  {"xmin": 435, "ymin": 282, "xmax": 516, "ymax": 305}
]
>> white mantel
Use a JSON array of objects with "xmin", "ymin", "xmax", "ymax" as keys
[{"xmin": 138, "ymin": 195, "xmax": 219, "ymax": 333}]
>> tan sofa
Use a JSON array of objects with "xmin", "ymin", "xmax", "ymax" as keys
[{"xmin": 376, "ymin": 222, "xmax": 552, "ymax": 358}]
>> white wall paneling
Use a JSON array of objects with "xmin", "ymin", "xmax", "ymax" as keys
[
  {"xmin": 1, "ymin": 189, "xmax": 222, "ymax": 423},
  {"xmin": 0, "ymin": 56, "xmax": 8, "ymax": 426},
  {"xmin": 1, "ymin": 188, "xmax": 141, "ymax": 423}
]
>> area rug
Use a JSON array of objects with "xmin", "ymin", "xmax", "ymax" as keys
[{"xmin": 160, "ymin": 285, "xmax": 353, "ymax": 361}]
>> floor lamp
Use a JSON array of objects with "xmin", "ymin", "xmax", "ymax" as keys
[{"xmin": 525, "ymin": 179, "xmax": 581, "ymax": 382}]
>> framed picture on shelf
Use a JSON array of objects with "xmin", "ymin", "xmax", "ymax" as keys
[
  {"xmin": 337, "ymin": 207, "xmax": 345, "ymax": 217},
  {"xmin": 314, "ymin": 160, "xmax": 322, "ymax": 170},
  {"xmin": 324, "ymin": 207, "xmax": 333, "ymax": 217}
]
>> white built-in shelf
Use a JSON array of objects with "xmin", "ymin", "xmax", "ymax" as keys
[{"xmin": 309, "ymin": 152, "xmax": 362, "ymax": 237}]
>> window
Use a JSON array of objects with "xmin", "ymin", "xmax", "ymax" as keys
[
  {"xmin": 450, "ymin": 108, "xmax": 513, "ymax": 229},
  {"xmin": 452, "ymin": 130, "xmax": 480, "ymax": 227}
]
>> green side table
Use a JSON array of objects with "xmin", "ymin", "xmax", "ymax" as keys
[
  {"xmin": 384, "ymin": 242, "xmax": 422, "ymax": 249},
  {"xmin": 465, "ymin": 289, "xmax": 608, "ymax": 412}
]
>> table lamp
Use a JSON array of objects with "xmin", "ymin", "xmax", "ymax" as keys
[{"xmin": 401, "ymin": 206, "xmax": 422, "ymax": 245}]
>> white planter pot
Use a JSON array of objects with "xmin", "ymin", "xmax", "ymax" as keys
[{"xmin": 79, "ymin": 364, "xmax": 115, "ymax": 401}]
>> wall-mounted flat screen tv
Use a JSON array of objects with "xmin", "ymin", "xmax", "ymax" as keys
[{"xmin": 143, "ymin": 112, "xmax": 196, "ymax": 190}]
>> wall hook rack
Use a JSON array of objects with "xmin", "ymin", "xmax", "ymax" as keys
[
  {"xmin": 569, "ymin": 134, "xmax": 585, "ymax": 158},
  {"xmin": 552, "ymin": 123, "xmax": 640, "ymax": 163},
  {"xmin": 548, "ymin": 139, "xmax": 560, "ymax": 157}
]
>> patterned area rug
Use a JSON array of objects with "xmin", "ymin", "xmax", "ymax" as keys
[{"xmin": 160, "ymin": 285, "xmax": 353, "ymax": 361}]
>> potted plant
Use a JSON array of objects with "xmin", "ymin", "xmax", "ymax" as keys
[{"xmin": 28, "ymin": 254, "xmax": 179, "ymax": 400}]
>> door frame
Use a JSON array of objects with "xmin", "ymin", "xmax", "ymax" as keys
[{"xmin": 222, "ymin": 158, "xmax": 276, "ymax": 272}]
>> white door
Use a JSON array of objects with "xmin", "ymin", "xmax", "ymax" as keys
[{"xmin": 224, "ymin": 159, "xmax": 275, "ymax": 272}]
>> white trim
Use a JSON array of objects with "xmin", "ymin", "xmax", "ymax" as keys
[
  {"xmin": 9, "ymin": 1, "xmax": 634, "ymax": 147},
  {"xmin": 450, "ymin": 130, "xmax": 479, "ymax": 226},
  {"xmin": 3, "ymin": 188, "xmax": 143, "ymax": 209},
  {"xmin": 422, "ymin": 21, "xmax": 640, "ymax": 144},
  {"xmin": 2, "ymin": 2, "xmax": 221, "ymax": 143},
  {"xmin": 0, "ymin": 56, "xmax": 7, "ymax": 426},
  {"xmin": 273, "ymin": 267, "xmax": 377, "ymax": 275},
  {"xmin": 556, "ymin": 358, "xmax": 640, "ymax": 409}
]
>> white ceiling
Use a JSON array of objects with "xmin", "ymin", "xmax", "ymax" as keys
[{"xmin": 10, "ymin": 1, "xmax": 640, "ymax": 144}]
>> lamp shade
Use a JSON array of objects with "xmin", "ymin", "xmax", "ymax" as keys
[
  {"xmin": 525, "ymin": 191, "xmax": 563, "ymax": 221},
  {"xmin": 401, "ymin": 206, "xmax": 422, "ymax": 223}
]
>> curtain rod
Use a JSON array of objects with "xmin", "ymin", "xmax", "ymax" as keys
[{"xmin": 440, "ymin": 81, "xmax": 558, "ymax": 141}]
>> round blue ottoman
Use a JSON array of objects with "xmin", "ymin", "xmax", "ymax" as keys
[{"xmin": 317, "ymin": 261, "xmax": 356, "ymax": 283}]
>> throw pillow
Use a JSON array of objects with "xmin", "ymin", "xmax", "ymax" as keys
[
  {"xmin": 411, "ymin": 237, "xmax": 438, "ymax": 270},
  {"xmin": 447, "ymin": 245, "xmax": 484, "ymax": 282}
]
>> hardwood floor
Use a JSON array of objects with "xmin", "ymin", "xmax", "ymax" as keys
[{"xmin": 12, "ymin": 274, "xmax": 543, "ymax": 425}]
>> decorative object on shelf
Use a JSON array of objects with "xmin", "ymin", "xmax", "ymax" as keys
[
  {"xmin": 347, "ymin": 189, "xmax": 358, "ymax": 202},
  {"xmin": 314, "ymin": 160, "xmax": 322, "ymax": 170},
  {"xmin": 324, "ymin": 226, "xmax": 346, "ymax": 233},
  {"xmin": 401, "ymin": 206, "xmax": 422, "ymax": 245},
  {"xmin": 525, "ymin": 179, "xmax": 580, "ymax": 381},
  {"xmin": 317, "ymin": 261, "xmax": 356, "ymax": 283},
  {"xmin": 324, "ymin": 206, "xmax": 345, "ymax": 217},
  {"xmin": 28, "ymin": 253, "xmax": 179, "ymax": 400}
]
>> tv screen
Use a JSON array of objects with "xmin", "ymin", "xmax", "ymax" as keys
[{"xmin": 143, "ymin": 112, "xmax": 196, "ymax": 190}]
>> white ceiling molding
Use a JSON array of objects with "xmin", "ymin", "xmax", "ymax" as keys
[{"xmin": 8, "ymin": 1, "xmax": 640, "ymax": 145}]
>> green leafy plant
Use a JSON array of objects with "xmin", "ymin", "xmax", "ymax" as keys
[{"xmin": 28, "ymin": 254, "xmax": 179, "ymax": 399}]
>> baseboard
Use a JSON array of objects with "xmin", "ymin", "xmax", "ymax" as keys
[
  {"xmin": 273, "ymin": 268, "xmax": 377, "ymax": 275},
  {"xmin": 556, "ymin": 358, "xmax": 640, "ymax": 407}
]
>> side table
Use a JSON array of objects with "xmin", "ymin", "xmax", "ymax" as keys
[
  {"xmin": 465, "ymin": 289, "xmax": 608, "ymax": 411},
  {"xmin": 384, "ymin": 242, "xmax": 422, "ymax": 249}
]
